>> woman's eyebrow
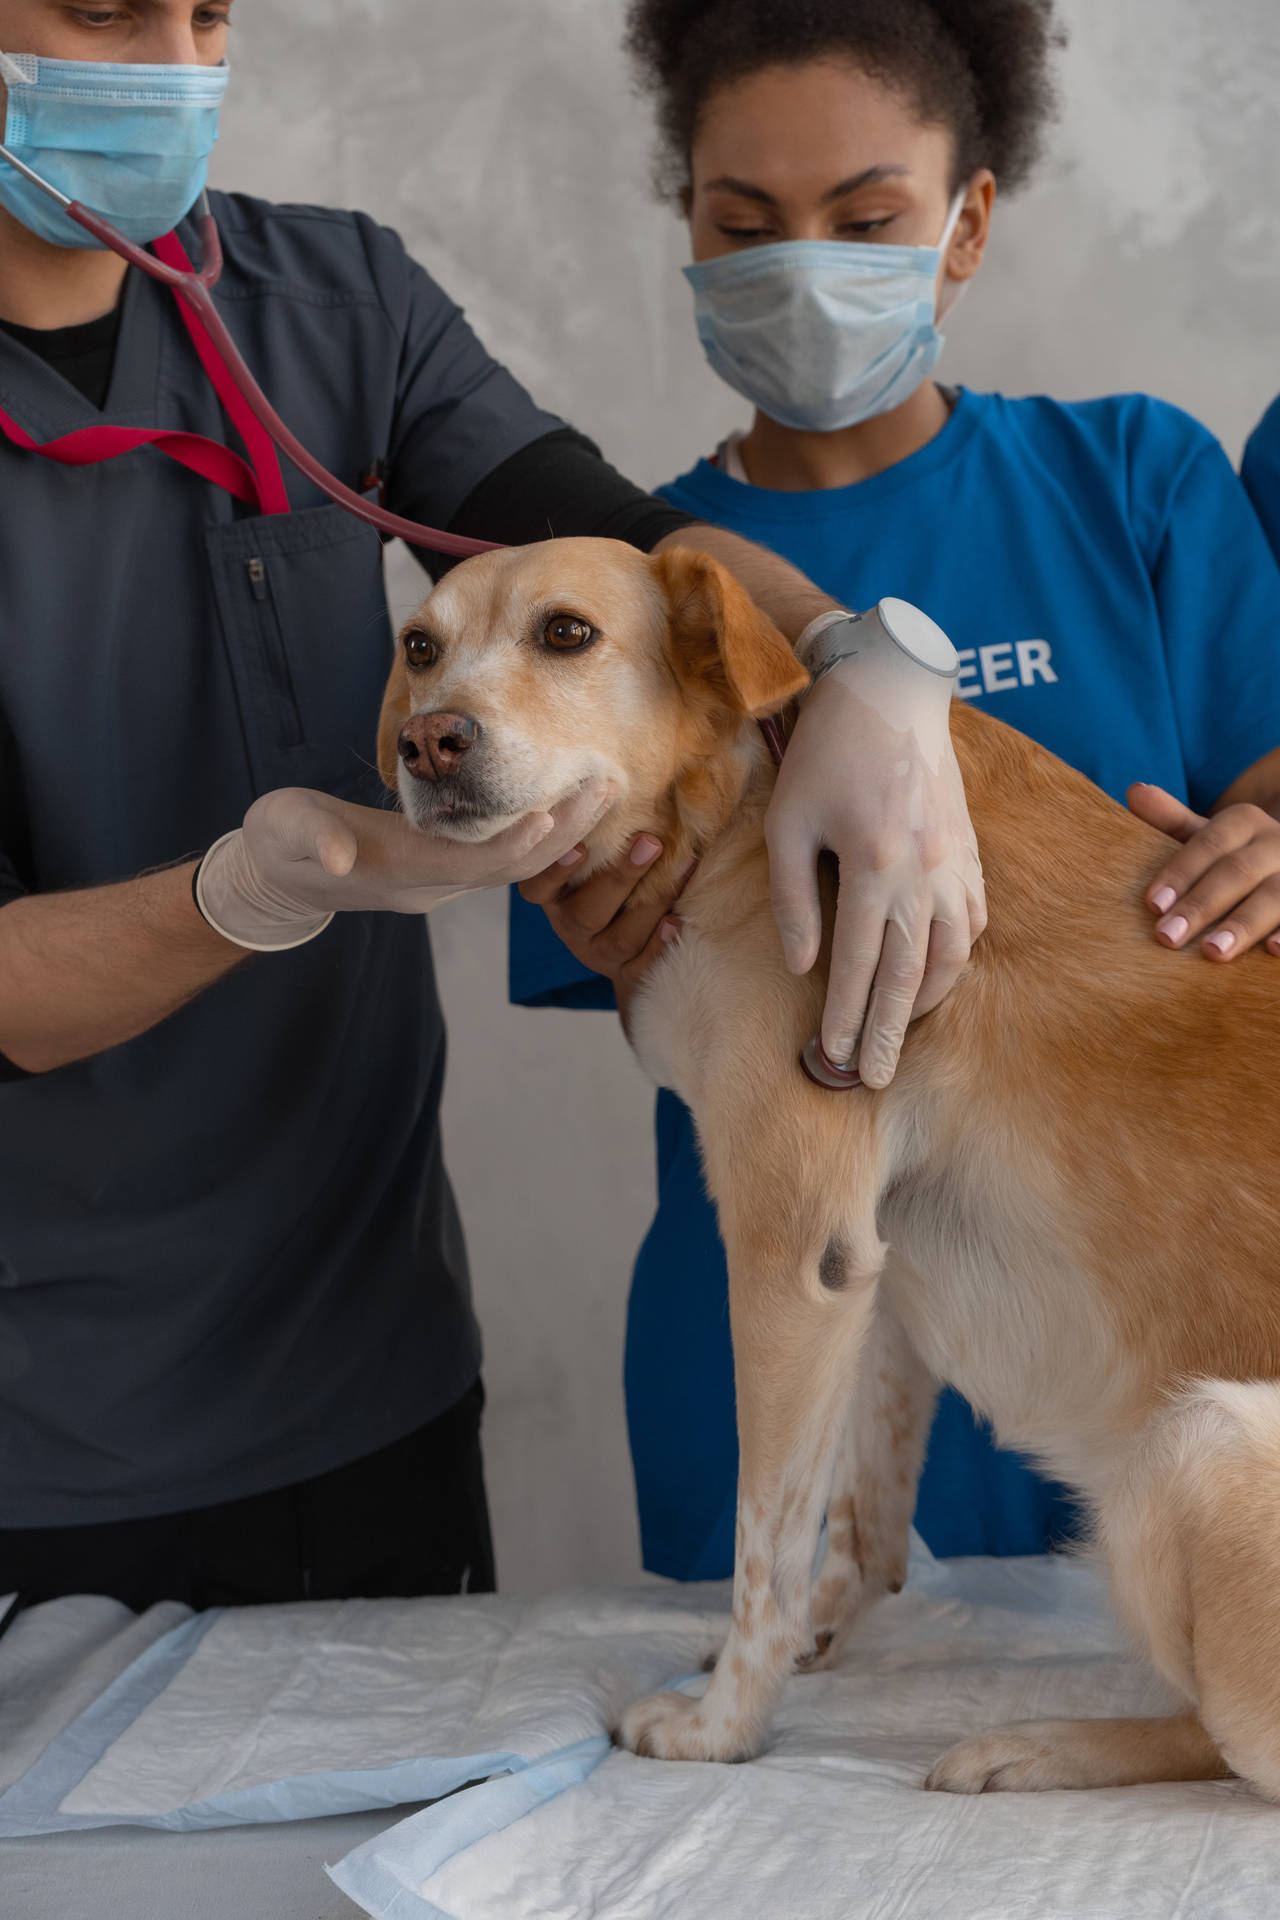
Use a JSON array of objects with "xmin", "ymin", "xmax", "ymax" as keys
[{"xmin": 703, "ymin": 164, "xmax": 911, "ymax": 208}]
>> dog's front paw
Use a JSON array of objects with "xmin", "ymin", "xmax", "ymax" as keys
[
  {"xmin": 925, "ymin": 1726, "xmax": 1080, "ymax": 1794},
  {"xmin": 615, "ymin": 1689, "xmax": 755, "ymax": 1763}
]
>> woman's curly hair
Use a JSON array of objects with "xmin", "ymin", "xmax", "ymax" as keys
[{"xmin": 624, "ymin": 0, "xmax": 1064, "ymax": 198}]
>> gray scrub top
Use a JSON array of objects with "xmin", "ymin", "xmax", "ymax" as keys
[{"xmin": 0, "ymin": 192, "xmax": 565, "ymax": 1527}]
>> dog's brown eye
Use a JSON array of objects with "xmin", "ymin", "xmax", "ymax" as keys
[
  {"xmin": 403, "ymin": 629, "xmax": 439, "ymax": 669},
  {"xmin": 543, "ymin": 615, "xmax": 595, "ymax": 653}
]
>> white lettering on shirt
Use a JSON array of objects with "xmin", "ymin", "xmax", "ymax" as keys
[
  {"xmin": 979, "ymin": 642, "xmax": 1019, "ymax": 693},
  {"xmin": 955, "ymin": 648, "xmax": 982, "ymax": 699},
  {"xmin": 1016, "ymin": 638, "xmax": 1058, "ymax": 686},
  {"xmin": 954, "ymin": 640, "xmax": 1058, "ymax": 699}
]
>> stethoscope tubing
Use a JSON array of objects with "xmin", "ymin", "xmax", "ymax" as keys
[{"xmin": 0, "ymin": 150, "xmax": 500, "ymax": 560}]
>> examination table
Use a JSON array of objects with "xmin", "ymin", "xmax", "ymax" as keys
[{"xmin": 2, "ymin": 1540, "xmax": 1274, "ymax": 1920}]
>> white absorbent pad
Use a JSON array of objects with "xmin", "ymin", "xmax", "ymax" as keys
[
  {"xmin": 329, "ymin": 1547, "xmax": 1280, "ymax": 1920},
  {"xmin": 0, "ymin": 1584, "xmax": 725, "ymax": 1835}
]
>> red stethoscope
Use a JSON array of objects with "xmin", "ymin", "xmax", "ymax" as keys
[
  {"xmin": 0, "ymin": 148, "xmax": 854, "ymax": 1090},
  {"xmin": 0, "ymin": 148, "xmax": 794, "ymax": 755},
  {"xmin": 0, "ymin": 149, "xmax": 499, "ymax": 559}
]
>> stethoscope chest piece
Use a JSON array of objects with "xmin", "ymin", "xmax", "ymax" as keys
[{"xmin": 799, "ymin": 1035, "xmax": 861, "ymax": 1091}]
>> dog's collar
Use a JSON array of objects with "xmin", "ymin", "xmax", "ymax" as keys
[{"xmin": 757, "ymin": 716, "xmax": 788, "ymax": 767}]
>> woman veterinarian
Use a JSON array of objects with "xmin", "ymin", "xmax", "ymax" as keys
[
  {"xmin": 514, "ymin": 0, "xmax": 1280, "ymax": 1579},
  {"xmin": 0, "ymin": 0, "xmax": 985, "ymax": 1609}
]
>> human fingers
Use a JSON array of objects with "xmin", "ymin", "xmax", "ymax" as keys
[
  {"xmin": 910, "ymin": 899, "xmax": 974, "ymax": 1021},
  {"xmin": 585, "ymin": 860, "xmax": 697, "ymax": 974},
  {"xmin": 765, "ymin": 811, "xmax": 824, "ymax": 975},
  {"xmin": 1127, "ymin": 782, "xmax": 1208, "ymax": 847},
  {"xmin": 818, "ymin": 874, "xmax": 890, "ymax": 1071},
  {"xmin": 1148, "ymin": 811, "xmax": 1280, "ymax": 946},
  {"xmin": 247, "ymin": 786, "xmax": 361, "ymax": 876},
  {"xmin": 502, "ymin": 779, "xmax": 615, "ymax": 873},
  {"xmin": 855, "ymin": 910, "xmax": 930, "ymax": 1091},
  {"xmin": 1196, "ymin": 877, "xmax": 1280, "ymax": 961},
  {"xmin": 517, "ymin": 844, "xmax": 591, "ymax": 907},
  {"xmin": 544, "ymin": 836, "xmax": 666, "ymax": 939}
]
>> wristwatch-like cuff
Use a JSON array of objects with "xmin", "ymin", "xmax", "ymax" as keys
[{"xmin": 797, "ymin": 600, "xmax": 960, "ymax": 686}]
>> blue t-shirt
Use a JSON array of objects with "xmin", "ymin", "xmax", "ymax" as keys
[
  {"xmin": 1243, "ymin": 395, "xmax": 1280, "ymax": 563},
  {"xmin": 511, "ymin": 388, "xmax": 1280, "ymax": 1578}
]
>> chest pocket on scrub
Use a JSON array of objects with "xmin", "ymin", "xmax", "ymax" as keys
[{"xmin": 205, "ymin": 503, "xmax": 394, "ymax": 803}]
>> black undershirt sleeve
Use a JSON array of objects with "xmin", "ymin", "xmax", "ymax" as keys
[{"xmin": 432, "ymin": 426, "xmax": 702, "ymax": 578}]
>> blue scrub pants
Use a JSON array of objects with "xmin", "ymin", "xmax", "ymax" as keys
[{"xmin": 625, "ymin": 1092, "xmax": 1079, "ymax": 1579}]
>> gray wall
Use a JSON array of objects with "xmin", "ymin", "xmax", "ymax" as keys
[{"xmin": 215, "ymin": 0, "xmax": 1280, "ymax": 1590}]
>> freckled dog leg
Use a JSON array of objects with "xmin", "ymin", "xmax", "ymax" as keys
[
  {"xmin": 617, "ymin": 1220, "xmax": 883, "ymax": 1763},
  {"xmin": 803, "ymin": 1283, "xmax": 936, "ymax": 1669}
]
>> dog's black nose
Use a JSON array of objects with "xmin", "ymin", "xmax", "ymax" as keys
[{"xmin": 398, "ymin": 712, "xmax": 482, "ymax": 782}]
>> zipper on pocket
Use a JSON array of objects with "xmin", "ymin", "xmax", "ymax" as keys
[{"xmin": 244, "ymin": 554, "xmax": 303, "ymax": 748}]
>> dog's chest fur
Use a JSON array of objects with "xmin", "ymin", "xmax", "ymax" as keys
[
  {"xmin": 628, "ymin": 927, "xmax": 731, "ymax": 1107},
  {"xmin": 876, "ymin": 1144, "xmax": 1141, "ymax": 1502},
  {"xmin": 635, "ymin": 932, "xmax": 1141, "ymax": 1507}
]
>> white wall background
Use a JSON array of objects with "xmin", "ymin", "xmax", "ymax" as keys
[{"xmin": 214, "ymin": 0, "xmax": 1280, "ymax": 1590}]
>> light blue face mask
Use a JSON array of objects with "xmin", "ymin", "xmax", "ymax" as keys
[
  {"xmin": 0, "ymin": 49, "xmax": 227, "ymax": 248},
  {"xmin": 683, "ymin": 193, "xmax": 966, "ymax": 433}
]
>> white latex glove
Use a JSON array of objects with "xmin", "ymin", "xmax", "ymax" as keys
[
  {"xmin": 765, "ymin": 602, "xmax": 985, "ymax": 1089},
  {"xmin": 196, "ymin": 780, "xmax": 613, "ymax": 951}
]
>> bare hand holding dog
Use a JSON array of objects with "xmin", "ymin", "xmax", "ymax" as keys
[
  {"xmin": 519, "ymin": 834, "xmax": 692, "ymax": 1028},
  {"xmin": 1128, "ymin": 782, "xmax": 1280, "ymax": 959}
]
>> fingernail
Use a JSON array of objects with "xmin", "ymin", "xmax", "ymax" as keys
[
  {"xmin": 1203, "ymin": 929, "xmax": 1235, "ymax": 958},
  {"xmin": 659, "ymin": 918, "xmax": 681, "ymax": 943},
  {"xmin": 1268, "ymin": 934, "xmax": 1280, "ymax": 956},
  {"xmin": 678, "ymin": 858, "xmax": 699, "ymax": 887},
  {"xmin": 557, "ymin": 846, "xmax": 585, "ymax": 868},
  {"xmin": 1158, "ymin": 914, "xmax": 1189, "ymax": 945},
  {"xmin": 630, "ymin": 835, "xmax": 662, "ymax": 866},
  {"xmin": 1149, "ymin": 886, "xmax": 1177, "ymax": 914}
]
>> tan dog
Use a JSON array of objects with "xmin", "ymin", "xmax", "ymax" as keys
[{"xmin": 379, "ymin": 536, "xmax": 1280, "ymax": 1796}]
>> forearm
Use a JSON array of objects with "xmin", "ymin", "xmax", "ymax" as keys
[
  {"xmin": 653, "ymin": 524, "xmax": 838, "ymax": 648},
  {"xmin": 1212, "ymin": 745, "xmax": 1280, "ymax": 822},
  {"xmin": 0, "ymin": 862, "xmax": 243, "ymax": 1074}
]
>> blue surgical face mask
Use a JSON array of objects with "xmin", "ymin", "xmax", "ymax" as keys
[
  {"xmin": 0, "ymin": 49, "xmax": 228, "ymax": 248},
  {"xmin": 683, "ymin": 192, "xmax": 966, "ymax": 433}
]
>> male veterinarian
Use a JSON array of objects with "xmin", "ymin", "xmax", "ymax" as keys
[{"xmin": 0, "ymin": 0, "xmax": 985, "ymax": 1607}]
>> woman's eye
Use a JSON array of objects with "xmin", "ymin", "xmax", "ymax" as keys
[
  {"xmin": 543, "ymin": 615, "xmax": 595, "ymax": 653},
  {"xmin": 835, "ymin": 217, "xmax": 897, "ymax": 238},
  {"xmin": 403, "ymin": 630, "xmax": 439, "ymax": 669},
  {"xmin": 717, "ymin": 226, "xmax": 773, "ymax": 243}
]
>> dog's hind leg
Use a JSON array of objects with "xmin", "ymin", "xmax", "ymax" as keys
[
  {"xmin": 616, "ymin": 1161, "xmax": 886, "ymax": 1763},
  {"xmin": 802, "ymin": 1279, "xmax": 937, "ymax": 1670},
  {"xmin": 925, "ymin": 1710, "xmax": 1228, "ymax": 1793},
  {"xmin": 928, "ymin": 1382, "xmax": 1280, "ymax": 1796}
]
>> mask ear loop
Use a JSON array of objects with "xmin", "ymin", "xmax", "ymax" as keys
[{"xmin": 934, "ymin": 186, "xmax": 970, "ymax": 325}]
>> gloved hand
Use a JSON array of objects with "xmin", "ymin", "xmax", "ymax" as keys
[
  {"xmin": 766, "ymin": 604, "xmax": 985, "ymax": 1089},
  {"xmin": 196, "ymin": 779, "xmax": 614, "ymax": 951}
]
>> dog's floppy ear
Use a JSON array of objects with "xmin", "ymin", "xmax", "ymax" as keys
[
  {"xmin": 377, "ymin": 653, "xmax": 410, "ymax": 791},
  {"xmin": 653, "ymin": 547, "xmax": 810, "ymax": 718}
]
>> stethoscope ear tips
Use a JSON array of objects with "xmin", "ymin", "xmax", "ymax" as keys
[{"xmin": 799, "ymin": 1035, "xmax": 861, "ymax": 1091}]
